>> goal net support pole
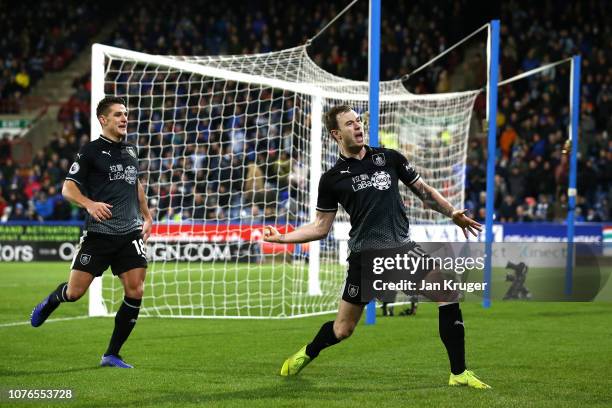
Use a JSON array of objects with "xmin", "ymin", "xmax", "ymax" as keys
[
  {"xmin": 483, "ymin": 20, "xmax": 500, "ymax": 309},
  {"xmin": 565, "ymin": 55, "xmax": 581, "ymax": 295},
  {"xmin": 365, "ymin": 0, "xmax": 381, "ymax": 325}
]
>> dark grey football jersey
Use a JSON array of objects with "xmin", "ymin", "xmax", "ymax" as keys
[
  {"xmin": 316, "ymin": 146, "xmax": 420, "ymax": 252},
  {"xmin": 66, "ymin": 135, "xmax": 143, "ymax": 235}
]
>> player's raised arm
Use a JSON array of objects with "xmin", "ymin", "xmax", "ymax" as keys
[
  {"xmin": 62, "ymin": 179, "xmax": 113, "ymax": 222},
  {"xmin": 264, "ymin": 210, "xmax": 336, "ymax": 244},
  {"xmin": 408, "ymin": 178, "xmax": 482, "ymax": 238}
]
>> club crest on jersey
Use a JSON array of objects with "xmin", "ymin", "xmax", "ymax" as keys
[
  {"xmin": 348, "ymin": 284, "xmax": 359, "ymax": 298},
  {"xmin": 372, "ymin": 153, "xmax": 386, "ymax": 166},
  {"xmin": 80, "ymin": 254, "xmax": 91, "ymax": 265},
  {"xmin": 371, "ymin": 171, "xmax": 391, "ymax": 190},
  {"xmin": 126, "ymin": 146, "xmax": 137, "ymax": 159}
]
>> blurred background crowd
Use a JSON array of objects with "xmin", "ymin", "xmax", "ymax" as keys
[{"xmin": 0, "ymin": 0, "xmax": 609, "ymax": 223}]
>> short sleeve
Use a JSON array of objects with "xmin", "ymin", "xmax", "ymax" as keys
[
  {"xmin": 316, "ymin": 174, "xmax": 338, "ymax": 213},
  {"xmin": 393, "ymin": 150, "xmax": 420, "ymax": 186},
  {"xmin": 65, "ymin": 147, "xmax": 91, "ymax": 186}
]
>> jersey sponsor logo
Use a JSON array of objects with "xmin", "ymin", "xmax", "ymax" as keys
[
  {"xmin": 108, "ymin": 164, "xmax": 138, "ymax": 184},
  {"xmin": 340, "ymin": 167, "xmax": 351, "ymax": 174},
  {"xmin": 80, "ymin": 253, "xmax": 91, "ymax": 265},
  {"xmin": 351, "ymin": 173, "xmax": 372, "ymax": 192},
  {"xmin": 371, "ymin": 171, "xmax": 391, "ymax": 190},
  {"xmin": 102, "ymin": 150, "xmax": 111, "ymax": 157},
  {"xmin": 372, "ymin": 153, "xmax": 386, "ymax": 166},
  {"xmin": 126, "ymin": 146, "xmax": 137, "ymax": 159},
  {"xmin": 69, "ymin": 162, "xmax": 80, "ymax": 175},
  {"xmin": 347, "ymin": 284, "xmax": 359, "ymax": 297}
]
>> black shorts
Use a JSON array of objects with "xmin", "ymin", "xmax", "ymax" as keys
[
  {"xmin": 71, "ymin": 230, "xmax": 148, "ymax": 277},
  {"xmin": 341, "ymin": 242, "xmax": 432, "ymax": 305}
]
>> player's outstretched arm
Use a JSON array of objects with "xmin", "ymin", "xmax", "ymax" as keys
[
  {"xmin": 408, "ymin": 178, "xmax": 482, "ymax": 238},
  {"xmin": 264, "ymin": 210, "xmax": 336, "ymax": 244},
  {"xmin": 62, "ymin": 180, "xmax": 113, "ymax": 222},
  {"xmin": 138, "ymin": 180, "xmax": 153, "ymax": 242}
]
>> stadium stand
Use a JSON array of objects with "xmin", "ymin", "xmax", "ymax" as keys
[
  {"xmin": 0, "ymin": 2, "xmax": 106, "ymax": 113},
  {"xmin": 0, "ymin": 0, "xmax": 609, "ymax": 222}
]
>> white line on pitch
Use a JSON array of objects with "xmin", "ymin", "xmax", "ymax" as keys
[{"xmin": 0, "ymin": 315, "xmax": 89, "ymax": 328}]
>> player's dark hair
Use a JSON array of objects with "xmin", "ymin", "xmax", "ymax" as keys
[
  {"xmin": 96, "ymin": 96, "xmax": 126, "ymax": 117},
  {"xmin": 324, "ymin": 104, "xmax": 353, "ymax": 135}
]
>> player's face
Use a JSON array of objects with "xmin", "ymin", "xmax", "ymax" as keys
[
  {"xmin": 100, "ymin": 104, "xmax": 128, "ymax": 138},
  {"xmin": 333, "ymin": 110, "xmax": 365, "ymax": 150}
]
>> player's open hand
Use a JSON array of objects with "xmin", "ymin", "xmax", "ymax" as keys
[
  {"xmin": 142, "ymin": 217, "xmax": 153, "ymax": 243},
  {"xmin": 86, "ymin": 201, "xmax": 113, "ymax": 222},
  {"xmin": 263, "ymin": 226, "xmax": 282, "ymax": 243},
  {"xmin": 451, "ymin": 209, "xmax": 482, "ymax": 239}
]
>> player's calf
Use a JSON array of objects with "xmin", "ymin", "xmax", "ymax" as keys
[
  {"xmin": 30, "ymin": 282, "xmax": 77, "ymax": 327},
  {"xmin": 104, "ymin": 296, "xmax": 142, "ymax": 359},
  {"xmin": 280, "ymin": 320, "xmax": 343, "ymax": 376},
  {"xmin": 438, "ymin": 302, "xmax": 466, "ymax": 375}
]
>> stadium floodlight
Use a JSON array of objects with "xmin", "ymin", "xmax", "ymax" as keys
[{"xmin": 89, "ymin": 43, "xmax": 479, "ymax": 318}]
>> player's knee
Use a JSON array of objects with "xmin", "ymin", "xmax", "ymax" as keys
[
  {"xmin": 125, "ymin": 283, "xmax": 144, "ymax": 299},
  {"xmin": 65, "ymin": 287, "xmax": 85, "ymax": 301},
  {"xmin": 334, "ymin": 321, "xmax": 356, "ymax": 340}
]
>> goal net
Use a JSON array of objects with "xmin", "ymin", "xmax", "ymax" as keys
[{"xmin": 89, "ymin": 44, "xmax": 479, "ymax": 318}]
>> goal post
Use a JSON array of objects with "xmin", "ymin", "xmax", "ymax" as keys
[
  {"xmin": 87, "ymin": 43, "xmax": 109, "ymax": 317},
  {"xmin": 308, "ymin": 94, "xmax": 323, "ymax": 296},
  {"xmin": 88, "ymin": 43, "xmax": 479, "ymax": 319}
]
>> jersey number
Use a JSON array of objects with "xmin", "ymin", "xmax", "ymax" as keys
[{"xmin": 132, "ymin": 239, "xmax": 147, "ymax": 258}]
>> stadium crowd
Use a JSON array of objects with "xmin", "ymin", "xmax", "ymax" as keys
[
  {"xmin": 0, "ymin": 2, "xmax": 106, "ymax": 113},
  {"xmin": 1, "ymin": 0, "xmax": 609, "ymax": 223}
]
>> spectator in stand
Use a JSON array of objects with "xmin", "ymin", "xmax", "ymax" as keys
[
  {"xmin": 498, "ymin": 195, "xmax": 517, "ymax": 222},
  {"xmin": 0, "ymin": 2, "xmax": 107, "ymax": 113},
  {"xmin": 0, "ymin": 187, "xmax": 7, "ymax": 216},
  {"xmin": 34, "ymin": 191, "xmax": 55, "ymax": 221},
  {"xmin": 534, "ymin": 194, "xmax": 553, "ymax": 221},
  {"xmin": 551, "ymin": 194, "xmax": 569, "ymax": 222},
  {"xmin": 515, "ymin": 205, "xmax": 533, "ymax": 222},
  {"xmin": 0, "ymin": 133, "xmax": 11, "ymax": 163},
  {"xmin": 8, "ymin": 203, "xmax": 29, "ymax": 221}
]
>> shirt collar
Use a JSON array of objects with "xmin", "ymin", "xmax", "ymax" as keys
[
  {"xmin": 99, "ymin": 135, "xmax": 121, "ymax": 144},
  {"xmin": 338, "ymin": 145, "xmax": 371, "ymax": 161}
]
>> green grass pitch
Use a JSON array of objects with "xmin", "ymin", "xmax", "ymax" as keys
[{"xmin": 1, "ymin": 262, "xmax": 611, "ymax": 407}]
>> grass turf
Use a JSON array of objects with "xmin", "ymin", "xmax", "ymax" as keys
[{"xmin": 1, "ymin": 262, "xmax": 611, "ymax": 407}]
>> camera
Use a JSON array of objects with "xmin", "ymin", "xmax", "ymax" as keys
[
  {"xmin": 504, "ymin": 261, "xmax": 532, "ymax": 300},
  {"xmin": 506, "ymin": 261, "xmax": 527, "ymax": 281}
]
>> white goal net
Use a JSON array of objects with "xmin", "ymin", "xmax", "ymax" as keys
[{"xmin": 89, "ymin": 44, "xmax": 479, "ymax": 318}]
